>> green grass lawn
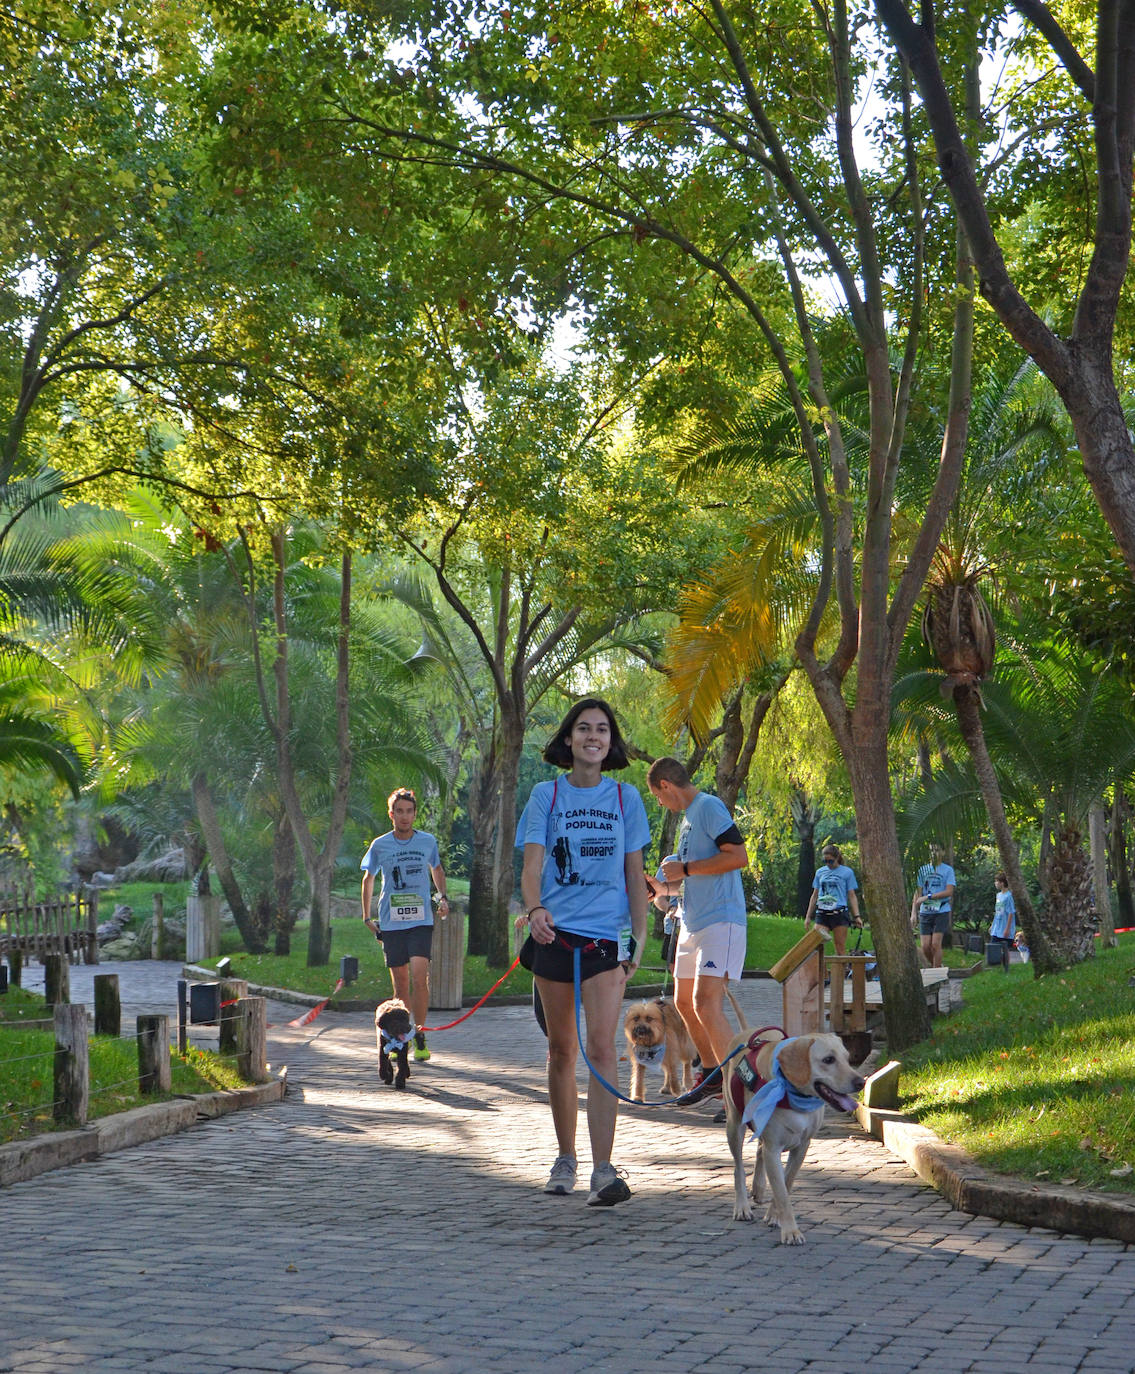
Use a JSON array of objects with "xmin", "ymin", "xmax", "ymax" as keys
[
  {"xmin": 0, "ymin": 984, "xmax": 54, "ymax": 1024},
  {"xmin": 196, "ymin": 911, "xmax": 815, "ymax": 1003},
  {"xmin": 899, "ymin": 935, "xmax": 1135, "ymax": 1194},
  {"xmin": 0, "ymin": 989, "xmax": 248, "ymax": 1146}
]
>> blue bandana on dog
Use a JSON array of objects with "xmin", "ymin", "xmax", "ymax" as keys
[{"xmin": 740, "ymin": 1039, "xmax": 825, "ymax": 1139}]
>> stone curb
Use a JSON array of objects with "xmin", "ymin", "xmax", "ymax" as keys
[
  {"xmin": 182, "ymin": 964, "xmax": 324, "ymax": 1007},
  {"xmin": 855, "ymin": 1101, "xmax": 1135, "ymax": 1243},
  {"xmin": 0, "ymin": 1076, "xmax": 286, "ymax": 1189}
]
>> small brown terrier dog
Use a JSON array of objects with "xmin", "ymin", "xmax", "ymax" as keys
[
  {"xmin": 623, "ymin": 998, "xmax": 697, "ymax": 1101},
  {"xmin": 375, "ymin": 998, "xmax": 414, "ymax": 1089}
]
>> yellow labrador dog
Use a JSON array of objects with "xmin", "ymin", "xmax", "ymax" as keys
[
  {"xmin": 723, "ymin": 1024, "xmax": 865, "ymax": 1244},
  {"xmin": 623, "ymin": 998, "xmax": 697, "ymax": 1100}
]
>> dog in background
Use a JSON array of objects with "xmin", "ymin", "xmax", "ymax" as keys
[
  {"xmin": 623, "ymin": 998, "xmax": 697, "ymax": 1101},
  {"xmin": 375, "ymin": 997, "xmax": 414, "ymax": 1089},
  {"xmin": 723, "ymin": 1020, "xmax": 866, "ymax": 1244}
]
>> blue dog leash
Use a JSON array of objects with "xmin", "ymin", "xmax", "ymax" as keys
[{"xmin": 570, "ymin": 945, "xmax": 743, "ymax": 1108}]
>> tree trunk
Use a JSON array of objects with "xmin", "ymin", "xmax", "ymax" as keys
[
  {"xmin": 951, "ymin": 686, "xmax": 1052, "ymax": 970},
  {"xmin": 190, "ymin": 772, "xmax": 266, "ymax": 953},
  {"xmin": 843, "ymin": 738, "xmax": 930, "ymax": 1051},
  {"xmin": 489, "ymin": 711, "xmax": 525, "ymax": 968},
  {"xmin": 790, "ymin": 792, "xmax": 818, "ymax": 918},
  {"xmin": 465, "ymin": 754, "xmax": 499, "ymax": 956},
  {"xmin": 1111, "ymin": 786, "xmax": 1134, "ymax": 928},
  {"xmin": 273, "ymin": 810, "xmax": 297, "ymax": 957},
  {"xmin": 306, "ymin": 858, "xmax": 335, "ymax": 967},
  {"xmin": 1044, "ymin": 820, "xmax": 1097, "ymax": 966},
  {"xmin": 1090, "ymin": 800, "xmax": 1115, "ymax": 949}
]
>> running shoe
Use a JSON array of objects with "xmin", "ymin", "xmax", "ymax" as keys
[
  {"xmin": 587, "ymin": 1163, "xmax": 631, "ymax": 1207},
  {"xmin": 544, "ymin": 1155, "xmax": 577, "ymax": 1195},
  {"xmin": 676, "ymin": 1066, "xmax": 722, "ymax": 1106},
  {"xmin": 413, "ymin": 1031, "xmax": 431, "ymax": 1062}
]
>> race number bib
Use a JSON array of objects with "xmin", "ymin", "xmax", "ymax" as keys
[{"xmin": 389, "ymin": 892, "xmax": 427, "ymax": 924}]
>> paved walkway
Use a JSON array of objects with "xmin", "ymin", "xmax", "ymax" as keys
[{"xmin": 2, "ymin": 968, "xmax": 1132, "ymax": 1373}]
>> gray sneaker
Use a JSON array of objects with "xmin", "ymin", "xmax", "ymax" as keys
[
  {"xmin": 543, "ymin": 1155, "xmax": 577, "ymax": 1195},
  {"xmin": 587, "ymin": 1162, "xmax": 631, "ymax": 1207}
]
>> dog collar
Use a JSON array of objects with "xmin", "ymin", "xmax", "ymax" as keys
[{"xmin": 633, "ymin": 1043, "xmax": 667, "ymax": 1069}]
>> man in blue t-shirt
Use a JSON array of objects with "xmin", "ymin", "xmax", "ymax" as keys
[
  {"xmin": 910, "ymin": 842, "xmax": 956, "ymax": 968},
  {"xmin": 647, "ymin": 757, "xmax": 748, "ymax": 1106},
  {"xmin": 361, "ymin": 787, "xmax": 449, "ymax": 1061}
]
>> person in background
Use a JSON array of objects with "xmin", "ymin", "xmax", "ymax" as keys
[
  {"xmin": 361, "ymin": 788, "xmax": 449, "ymax": 1063},
  {"xmin": 988, "ymin": 871, "xmax": 1016, "ymax": 954},
  {"xmin": 803, "ymin": 844, "xmax": 862, "ymax": 955},
  {"xmin": 911, "ymin": 841, "xmax": 956, "ymax": 969},
  {"xmin": 645, "ymin": 853, "xmax": 681, "ymax": 970}
]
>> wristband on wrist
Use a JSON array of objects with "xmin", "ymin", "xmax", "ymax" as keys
[
  {"xmin": 527, "ymin": 904, "xmax": 548, "ymax": 919},
  {"xmin": 681, "ymin": 861, "xmax": 689, "ymax": 877}
]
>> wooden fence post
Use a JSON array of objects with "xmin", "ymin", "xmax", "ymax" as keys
[
  {"xmin": 8, "ymin": 949, "xmax": 21, "ymax": 986},
  {"xmin": 93, "ymin": 973, "xmax": 121, "ymax": 1037},
  {"xmin": 236, "ymin": 997, "xmax": 268, "ymax": 1083},
  {"xmin": 43, "ymin": 953, "xmax": 70, "ymax": 1007},
  {"xmin": 53, "ymin": 1003, "xmax": 89, "ymax": 1124},
  {"xmin": 85, "ymin": 889, "xmax": 99, "ymax": 965},
  {"xmin": 151, "ymin": 892, "xmax": 164, "ymax": 960},
  {"xmin": 218, "ymin": 979, "xmax": 249, "ymax": 1056},
  {"xmin": 137, "ymin": 1014, "xmax": 171, "ymax": 1094}
]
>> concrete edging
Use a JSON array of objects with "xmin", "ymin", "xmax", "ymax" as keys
[
  {"xmin": 856, "ymin": 1101, "xmax": 1135, "ymax": 1244},
  {"xmin": 0, "ymin": 1076, "xmax": 286, "ymax": 1189}
]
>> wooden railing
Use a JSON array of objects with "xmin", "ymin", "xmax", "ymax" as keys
[{"xmin": 0, "ymin": 890, "xmax": 99, "ymax": 966}]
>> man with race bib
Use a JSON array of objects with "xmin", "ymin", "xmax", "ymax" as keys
[{"xmin": 361, "ymin": 787, "xmax": 450, "ymax": 1062}]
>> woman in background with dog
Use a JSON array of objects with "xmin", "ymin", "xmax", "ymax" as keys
[
  {"xmin": 516, "ymin": 698, "xmax": 650, "ymax": 1207},
  {"xmin": 803, "ymin": 845, "xmax": 862, "ymax": 955}
]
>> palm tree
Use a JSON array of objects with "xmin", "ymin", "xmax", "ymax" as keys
[{"xmin": 916, "ymin": 358, "xmax": 1064, "ymax": 964}]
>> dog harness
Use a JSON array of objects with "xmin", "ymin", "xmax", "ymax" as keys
[
  {"xmin": 734, "ymin": 1033, "xmax": 826, "ymax": 1139},
  {"xmin": 729, "ymin": 1027, "xmax": 785, "ymax": 1116}
]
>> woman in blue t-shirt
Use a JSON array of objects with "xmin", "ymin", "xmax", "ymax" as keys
[
  {"xmin": 516, "ymin": 697, "xmax": 649, "ymax": 1208},
  {"xmin": 804, "ymin": 844, "xmax": 862, "ymax": 955}
]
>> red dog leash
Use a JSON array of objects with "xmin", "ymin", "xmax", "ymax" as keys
[{"xmin": 419, "ymin": 955, "xmax": 522, "ymax": 1032}]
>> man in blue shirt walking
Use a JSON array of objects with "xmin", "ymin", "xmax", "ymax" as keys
[{"xmin": 647, "ymin": 757, "xmax": 749, "ymax": 1106}]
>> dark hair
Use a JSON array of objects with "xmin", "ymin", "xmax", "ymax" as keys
[
  {"xmin": 647, "ymin": 756, "xmax": 691, "ymax": 788},
  {"xmin": 821, "ymin": 844, "xmax": 843, "ymax": 863},
  {"xmin": 995, "ymin": 871, "xmax": 1008, "ymax": 885},
  {"xmin": 387, "ymin": 787, "xmax": 417, "ymax": 812},
  {"xmin": 542, "ymin": 697, "xmax": 630, "ymax": 770}
]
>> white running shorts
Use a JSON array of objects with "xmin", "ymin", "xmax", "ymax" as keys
[{"xmin": 673, "ymin": 921, "xmax": 745, "ymax": 981}]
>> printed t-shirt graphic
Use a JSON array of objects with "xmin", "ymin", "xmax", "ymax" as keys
[
  {"xmin": 360, "ymin": 830, "xmax": 441, "ymax": 931},
  {"xmin": 917, "ymin": 861, "xmax": 956, "ymax": 915},
  {"xmin": 515, "ymin": 775, "xmax": 650, "ymax": 944},
  {"xmin": 813, "ymin": 863, "xmax": 857, "ymax": 913}
]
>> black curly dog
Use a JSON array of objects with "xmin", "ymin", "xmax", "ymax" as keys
[{"xmin": 375, "ymin": 997, "xmax": 414, "ymax": 1089}]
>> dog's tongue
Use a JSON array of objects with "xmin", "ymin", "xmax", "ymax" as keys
[{"xmin": 816, "ymin": 1083, "xmax": 859, "ymax": 1113}]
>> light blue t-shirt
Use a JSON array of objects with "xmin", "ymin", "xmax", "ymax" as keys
[
  {"xmin": 360, "ymin": 830, "xmax": 441, "ymax": 932},
  {"xmin": 515, "ymin": 775, "xmax": 650, "ymax": 943},
  {"xmin": 991, "ymin": 888, "xmax": 1016, "ymax": 940},
  {"xmin": 677, "ymin": 791, "xmax": 746, "ymax": 933},
  {"xmin": 812, "ymin": 863, "xmax": 858, "ymax": 913},
  {"xmin": 917, "ymin": 862, "xmax": 956, "ymax": 915}
]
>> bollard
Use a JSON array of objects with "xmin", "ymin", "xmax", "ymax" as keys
[
  {"xmin": 93, "ymin": 973, "xmax": 121, "ymax": 1037},
  {"xmin": 53, "ymin": 1003, "xmax": 89, "ymax": 1124},
  {"xmin": 218, "ymin": 979, "xmax": 249, "ymax": 1056},
  {"xmin": 236, "ymin": 997, "xmax": 268, "ymax": 1083},
  {"xmin": 137, "ymin": 1014, "xmax": 171, "ymax": 1094},
  {"xmin": 43, "ymin": 953, "xmax": 70, "ymax": 1007}
]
